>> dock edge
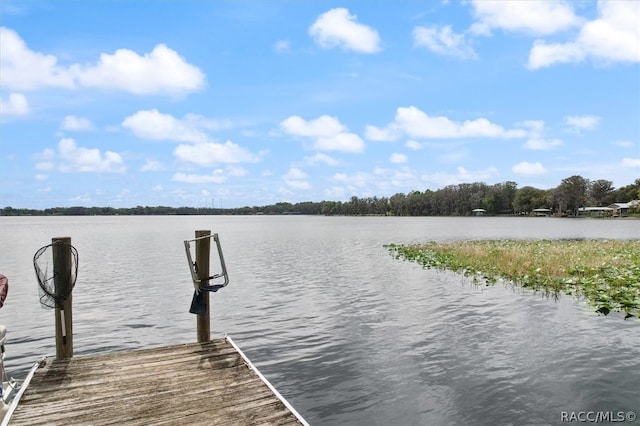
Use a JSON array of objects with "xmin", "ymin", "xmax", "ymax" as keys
[
  {"xmin": 1, "ymin": 358, "xmax": 42, "ymax": 426},
  {"xmin": 225, "ymin": 335, "xmax": 310, "ymax": 426}
]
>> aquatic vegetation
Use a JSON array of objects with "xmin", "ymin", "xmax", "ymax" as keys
[{"xmin": 386, "ymin": 239, "xmax": 640, "ymax": 319}]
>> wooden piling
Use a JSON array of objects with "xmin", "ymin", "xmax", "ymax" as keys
[
  {"xmin": 52, "ymin": 237, "xmax": 73, "ymax": 359},
  {"xmin": 195, "ymin": 230, "xmax": 211, "ymax": 342}
]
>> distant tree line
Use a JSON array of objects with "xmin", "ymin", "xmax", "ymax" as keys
[{"xmin": 2, "ymin": 176, "xmax": 639, "ymax": 217}]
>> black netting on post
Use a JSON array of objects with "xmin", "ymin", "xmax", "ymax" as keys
[{"xmin": 33, "ymin": 241, "xmax": 79, "ymax": 309}]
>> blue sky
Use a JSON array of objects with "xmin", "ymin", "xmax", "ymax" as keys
[{"xmin": 1, "ymin": 0, "xmax": 638, "ymax": 209}]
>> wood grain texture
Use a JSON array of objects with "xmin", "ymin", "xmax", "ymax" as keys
[{"xmin": 9, "ymin": 338, "xmax": 305, "ymax": 426}]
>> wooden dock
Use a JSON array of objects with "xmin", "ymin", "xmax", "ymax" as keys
[{"xmin": 7, "ymin": 337, "xmax": 308, "ymax": 426}]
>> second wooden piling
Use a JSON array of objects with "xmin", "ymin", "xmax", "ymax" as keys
[{"xmin": 195, "ymin": 230, "xmax": 211, "ymax": 342}]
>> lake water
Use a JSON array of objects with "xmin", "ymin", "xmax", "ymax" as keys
[{"xmin": 0, "ymin": 216, "xmax": 639, "ymax": 425}]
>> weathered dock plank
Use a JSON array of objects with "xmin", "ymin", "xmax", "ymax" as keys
[{"xmin": 8, "ymin": 337, "xmax": 308, "ymax": 426}]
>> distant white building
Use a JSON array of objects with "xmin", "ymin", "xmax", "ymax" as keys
[
  {"xmin": 532, "ymin": 208, "xmax": 551, "ymax": 217},
  {"xmin": 608, "ymin": 200, "xmax": 640, "ymax": 216},
  {"xmin": 578, "ymin": 206, "xmax": 614, "ymax": 217}
]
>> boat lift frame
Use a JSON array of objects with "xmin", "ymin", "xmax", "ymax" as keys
[{"xmin": 184, "ymin": 233, "xmax": 229, "ymax": 294}]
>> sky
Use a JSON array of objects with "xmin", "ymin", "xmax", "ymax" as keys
[{"xmin": 1, "ymin": 0, "xmax": 639, "ymax": 209}]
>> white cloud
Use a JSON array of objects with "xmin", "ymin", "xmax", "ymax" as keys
[
  {"xmin": 0, "ymin": 27, "xmax": 205, "ymax": 94},
  {"xmin": 519, "ymin": 119, "xmax": 546, "ymax": 134},
  {"xmin": 466, "ymin": 1, "xmax": 639, "ymax": 69},
  {"xmin": 0, "ymin": 93, "xmax": 29, "ymax": 115},
  {"xmin": 60, "ymin": 115, "xmax": 94, "ymax": 131},
  {"xmin": 72, "ymin": 44, "xmax": 205, "ymax": 95},
  {"xmin": 280, "ymin": 115, "xmax": 365, "ymax": 153},
  {"xmin": 174, "ymin": 141, "xmax": 259, "ymax": 166},
  {"xmin": 226, "ymin": 166, "xmax": 249, "ymax": 177},
  {"xmin": 37, "ymin": 138, "xmax": 125, "ymax": 173},
  {"xmin": 379, "ymin": 166, "xmax": 424, "ymax": 189},
  {"xmin": 70, "ymin": 194, "xmax": 93, "ymax": 203},
  {"xmin": 0, "ymin": 27, "xmax": 74, "ymax": 90},
  {"xmin": 405, "ymin": 140, "xmax": 423, "ymax": 150},
  {"xmin": 140, "ymin": 159, "xmax": 163, "ymax": 172},
  {"xmin": 303, "ymin": 153, "xmax": 340, "ymax": 166},
  {"xmin": 517, "ymin": 120, "xmax": 562, "ymax": 150},
  {"xmin": 455, "ymin": 166, "xmax": 499, "ymax": 182},
  {"xmin": 365, "ymin": 124, "xmax": 401, "ymax": 142},
  {"xmin": 331, "ymin": 171, "xmax": 377, "ymax": 189},
  {"xmin": 285, "ymin": 180, "xmax": 312, "ymax": 190},
  {"xmin": 372, "ymin": 106, "xmax": 527, "ymax": 140},
  {"xmin": 332, "ymin": 172, "xmax": 349, "ymax": 182},
  {"xmin": 122, "ymin": 109, "xmax": 208, "ymax": 143},
  {"xmin": 330, "ymin": 165, "xmax": 501, "ymax": 196},
  {"xmin": 527, "ymin": 1, "xmax": 640, "ymax": 69},
  {"xmin": 389, "ymin": 107, "xmax": 457, "ymax": 139},
  {"xmin": 621, "ymin": 158, "xmax": 640, "ymax": 168},
  {"xmin": 512, "ymin": 161, "xmax": 546, "ymax": 175},
  {"xmin": 458, "ymin": 117, "xmax": 525, "ymax": 138},
  {"xmin": 469, "ymin": 0, "xmax": 581, "ymax": 36},
  {"xmin": 36, "ymin": 148, "xmax": 55, "ymax": 160},
  {"xmin": 182, "ymin": 114, "xmax": 236, "ymax": 131},
  {"xmin": 281, "ymin": 115, "xmax": 345, "ymax": 137},
  {"xmin": 309, "ymin": 8, "xmax": 381, "ymax": 54},
  {"xmin": 527, "ymin": 41, "xmax": 584, "ymax": 69},
  {"xmin": 413, "ymin": 25, "xmax": 477, "ymax": 59},
  {"xmin": 315, "ymin": 133, "xmax": 364, "ymax": 153},
  {"xmin": 283, "ymin": 167, "xmax": 311, "ymax": 190},
  {"xmin": 172, "ymin": 170, "xmax": 226, "ymax": 184},
  {"xmin": 390, "ymin": 153, "xmax": 408, "ymax": 164},
  {"xmin": 421, "ymin": 166, "xmax": 500, "ymax": 187},
  {"xmin": 564, "ymin": 115, "xmax": 601, "ymax": 131},
  {"xmin": 274, "ymin": 40, "xmax": 291, "ymax": 53},
  {"xmin": 283, "ymin": 168, "xmax": 307, "ymax": 180},
  {"xmin": 58, "ymin": 138, "xmax": 125, "ymax": 173},
  {"xmin": 614, "ymin": 140, "xmax": 634, "ymax": 148},
  {"xmin": 523, "ymin": 138, "xmax": 563, "ymax": 150},
  {"xmin": 328, "ymin": 165, "xmax": 501, "ymax": 197},
  {"xmin": 323, "ymin": 186, "xmax": 347, "ymax": 199},
  {"xmin": 577, "ymin": 1, "xmax": 640, "ymax": 63}
]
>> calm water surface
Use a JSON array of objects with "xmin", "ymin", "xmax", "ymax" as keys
[{"xmin": 0, "ymin": 216, "xmax": 639, "ymax": 425}]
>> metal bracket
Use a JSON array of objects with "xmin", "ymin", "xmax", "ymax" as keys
[{"xmin": 184, "ymin": 233, "xmax": 229, "ymax": 293}]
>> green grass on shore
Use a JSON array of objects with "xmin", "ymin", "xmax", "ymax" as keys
[{"xmin": 386, "ymin": 239, "xmax": 640, "ymax": 319}]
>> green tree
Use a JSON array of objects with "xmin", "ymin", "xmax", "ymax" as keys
[
  {"xmin": 513, "ymin": 186, "xmax": 549, "ymax": 213},
  {"xmin": 556, "ymin": 175, "xmax": 589, "ymax": 215},
  {"xmin": 614, "ymin": 178, "xmax": 640, "ymax": 202},
  {"xmin": 588, "ymin": 179, "xmax": 615, "ymax": 206},
  {"xmin": 389, "ymin": 193, "xmax": 407, "ymax": 216},
  {"xmin": 482, "ymin": 182, "xmax": 516, "ymax": 214}
]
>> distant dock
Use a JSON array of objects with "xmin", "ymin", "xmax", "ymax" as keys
[{"xmin": 7, "ymin": 336, "xmax": 308, "ymax": 425}]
